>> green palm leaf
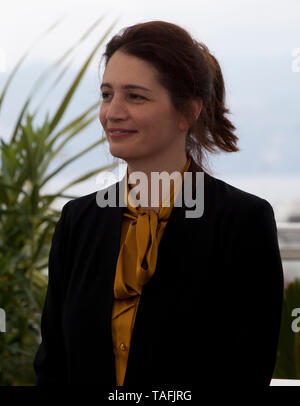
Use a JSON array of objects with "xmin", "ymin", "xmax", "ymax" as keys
[
  {"xmin": 48, "ymin": 18, "xmax": 119, "ymax": 135},
  {"xmin": 0, "ymin": 14, "xmax": 122, "ymax": 385},
  {"xmin": 0, "ymin": 15, "xmax": 65, "ymax": 112}
]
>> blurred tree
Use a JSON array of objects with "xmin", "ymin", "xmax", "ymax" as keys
[{"xmin": 0, "ymin": 13, "xmax": 120, "ymax": 385}]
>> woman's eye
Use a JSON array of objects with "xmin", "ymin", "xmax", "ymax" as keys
[
  {"xmin": 130, "ymin": 94, "xmax": 145, "ymax": 100},
  {"xmin": 101, "ymin": 93, "xmax": 145, "ymax": 101}
]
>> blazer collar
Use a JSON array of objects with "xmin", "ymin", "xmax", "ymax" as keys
[{"xmin": 111, "ymin": 155, "xmax": 210, "ymax": 225}]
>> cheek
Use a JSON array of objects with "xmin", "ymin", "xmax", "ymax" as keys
[
  {"xmin": 137, "ymin": 109, "xmax": 166, "ymax": 131},
  {"xmin": 99, "ymin": 106, "xmax": 105, "ymax": 125},
  {"xmin": 142, "ymin": 110, "xmax": 175, "ymax": 139}
]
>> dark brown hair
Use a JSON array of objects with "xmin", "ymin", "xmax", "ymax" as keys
[{"xmin": 99, "ymin": 20, "xmax": 240, "ymax": 173}]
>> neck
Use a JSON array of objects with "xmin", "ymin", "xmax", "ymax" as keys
[{"xmin": 126, "ymin": 152, "xmax": 189, "ymax": 211}]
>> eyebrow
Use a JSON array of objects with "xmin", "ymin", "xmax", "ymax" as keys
[{"xmin": 100, "ymin": 82, "xmax": 152, "ymax": 92}]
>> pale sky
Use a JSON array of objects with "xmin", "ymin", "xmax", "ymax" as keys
[{"xmin": 1, "ymin": 0, "xmax": 300, "ymax": 68}]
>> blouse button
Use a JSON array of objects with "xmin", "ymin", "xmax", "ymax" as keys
[
  {"xmin": 141, "ymin": 259, "xmax": 148, "ymax": 270},
  {"xmin": 119, "ymin": 343, "xmax": 127, "ymax": 351}
]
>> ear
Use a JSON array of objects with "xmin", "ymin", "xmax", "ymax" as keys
[
  {"xmin": 191, "ymin": 98, "xmax": 203, "ymax": 121},
  {"xmin": 177, "ymin": 99, "xmax": 203, "ymax": 131}
]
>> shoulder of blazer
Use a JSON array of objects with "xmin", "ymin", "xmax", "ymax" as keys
[
  {"xmin": 59, "ymin": 182, "xmax": 123, "ymax": 230},
  {"xmin": 185, "ymin": 157, "xmax": 275, "ymax": 221},
  {"xmin": 203, "ymin": 171, "xmax": 275, "ymax": 219},
  {"xmin": 60, "ymin": 168, "xmax": 276, "ymax": 232}
]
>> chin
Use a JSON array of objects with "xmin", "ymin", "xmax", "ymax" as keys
[{"xmin": 109, "ymin": 145, "xmax": 134, "ymax": 161}]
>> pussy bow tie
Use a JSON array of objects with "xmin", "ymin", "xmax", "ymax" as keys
[
  {"xmin": 114, "ymin": 156, "xmax": 191, "ymax": 299},
  {"xmin": 122, "ymin": 197, "xmax": 172, "ymax": 288}
]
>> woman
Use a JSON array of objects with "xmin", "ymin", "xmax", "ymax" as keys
[{"xmin": 33, "ymin": 20, "xmax": 284, "ymax": 387}]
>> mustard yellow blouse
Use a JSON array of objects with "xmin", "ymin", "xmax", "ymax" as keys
[{"xmin": 111, "ymin": 155, "xmax": 191, "ymax": 386}]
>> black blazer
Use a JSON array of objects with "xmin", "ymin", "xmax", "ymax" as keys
[{"xmin": 33, "ymin": 158, "xmax": 284, "ymax": 388}]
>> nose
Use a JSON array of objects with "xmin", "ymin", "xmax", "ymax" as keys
[{"xmin": 105, "ymin": 95, "xmax": 128, "ymax": 121}]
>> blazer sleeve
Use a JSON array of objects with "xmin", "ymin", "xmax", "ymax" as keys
[
  {"xmin": 226, "ymin": 199, "xmax": 284, "ymax": 387},
  {"xmin": 33, "ymin": 200, "xmax": 71, "ymax": 385}
]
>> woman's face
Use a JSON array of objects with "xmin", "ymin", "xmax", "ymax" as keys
[{"xmin": 99, "ymin": 50, "xmax": 188, "ymax": 164}]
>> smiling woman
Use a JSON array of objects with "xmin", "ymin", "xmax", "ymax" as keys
[
  {"xmin": 98, "ymin": 22, "xmax": 239, "ymax": 177},
  {"xmin": 33, "ymin": 20, "xmax": 284, "ymax": 389},
  {"xmin": 99, "ymin": 49, "xmax": 196, "ymax": 212}
]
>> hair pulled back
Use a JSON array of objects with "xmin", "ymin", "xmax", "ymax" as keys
[{"xmin": 100, "ymin": 20, "xmax": 240, "ymax": 173}]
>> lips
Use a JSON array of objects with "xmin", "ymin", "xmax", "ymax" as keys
[{"xmin": 109, "ymin": 129, "xmax": 137, "ymax": 137}]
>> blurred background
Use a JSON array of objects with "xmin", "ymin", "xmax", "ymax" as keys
[{"xmin": 0, "ymin": 0, "xmax": 299, "ymax": 385}]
